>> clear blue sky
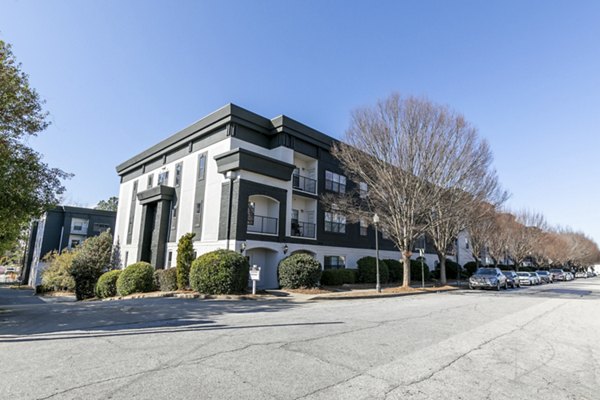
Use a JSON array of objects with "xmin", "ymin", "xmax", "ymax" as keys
[{"xmin": 2, "ymin": 0, "xmax": 599, "ymax": 243}]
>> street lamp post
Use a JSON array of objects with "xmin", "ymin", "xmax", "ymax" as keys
[
  {"xmin": 417, "ymin": 248, "xmax": 425, "ymax": 288},
  {"xmin": 373, "ymin": 213, "xmax": 381, "ymax": 293}
]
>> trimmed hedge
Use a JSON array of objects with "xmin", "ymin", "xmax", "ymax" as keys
[
  {"xmin": 356, "ymin": 257, "xmax": 389, "ymax": 284},
  {"xmin": 432, "ymin": 259, "xmax": 468, "ymax": 280},
  {"xmin": 190, "ymin": 250, "xmax": 249, "ymax": 294},
  {"xmin": 116, "ymin": 262, "xmax": 155, "ymax": 296},
  {"xmin": 320, "ymin": 269, "xmax": 357, "ymax": 286},
  {"xmin": 463, "ymin": 261, "xmax": 479, "ymax": 276},
  {"xmin": 384, "ymin": 259, "xmax": 402, "ymax": 282},
  {"xmin": 155, "ymin": 268, "xmax": 178, "ymax": 292},
  {"xmin": 278, "ymin": 254, "xmax": 322, "ymax": 289},
  {"xmin": 95, "ymin": 270, "xmax": 121, "ymax": 298},
  {"xmin": 410, "ymin": 258, "xmax": 430, "ymax": 282}
]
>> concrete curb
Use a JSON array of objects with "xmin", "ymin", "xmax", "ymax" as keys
[
  {"xmin": 306, "ymin": 287, "xmax": 460, "ymax": 301},
  {"xmin": 97, "ymin": 291, "xmax": 271, "ymax": 302}
]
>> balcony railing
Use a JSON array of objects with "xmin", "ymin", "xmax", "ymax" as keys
[
  {"xmin": 292, "ymin": 174, "xmax": 317, "ymax": 194},
  {"xmin": 291, "ymin": 220, "xmax": 316, "ymax": 239},
  {"xmin": 247, "ymin": 215, "xmax": 278, "ymax": 235}
]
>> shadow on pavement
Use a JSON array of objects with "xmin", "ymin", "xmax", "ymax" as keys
[{"xmin": 0, "ymin": 293, "xmax": 303, "ymax": 338}]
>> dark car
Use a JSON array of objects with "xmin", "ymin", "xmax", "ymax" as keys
[
  {"xmin": 535, "ymin": 270, "xmax": 553, "ymax": 283},
  {"xmin": 502, "ymin": 271, "xmax": 521, "ymax": 288},
  {"xmin": 469, "ymin": 267, "xmax": 508, "ymax": 291}
]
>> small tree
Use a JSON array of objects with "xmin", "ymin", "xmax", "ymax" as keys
[
  {"xmin": 69, "ymin": 230, "xmax": 113, "ymax": 300},
  {"xmin": 176, "ymin": 233, "xmax": 195, "ymax": 290},
  {"xmin": 41, "ymin": 250, "xmax": 76, "ymax": 292}
]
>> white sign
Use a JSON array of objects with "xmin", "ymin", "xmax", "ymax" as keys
[{"xmin": 250, "ymin": 265, "xmax": 261, "ymax": 281}]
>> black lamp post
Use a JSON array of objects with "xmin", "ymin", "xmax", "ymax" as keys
[{"xmin": 373, "ymin": 213, "xmax": 381, "ymax": 293}]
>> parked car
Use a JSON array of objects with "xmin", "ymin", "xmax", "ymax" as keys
[
  {"xmin": 575, "ymin": 271, "xmax": 588, "ymax": 279},
  {"xmin": 587, "ymin": 271, "xmax": 596, "ymax": 278},
  {"xmin": 502, "ymin": 271, "xmax": 521, "ymax": 288},
  {"xmin": 469, "ymin": 268, "xmax": 508, "ymax": 290},
  {"xmin": 517, "ymin": 271, "xmax": 534, "ymax": 286},
  {"xmin": 549, "ymin": 268, "xmax": 566, "ymax": 281},
  {"xmin": 536, "ymin": 270, "xmax": 553, "ymax": 283},
  {"xmin": 565, "ymin": 272, "xmax": 574, "ymax": 281},
  {"xmin": 531, "ymin": 272, "xmax": 543, "ymax": 285}
]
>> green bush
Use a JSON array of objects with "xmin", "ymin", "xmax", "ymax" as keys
[
  {"xmin": 320, "ymin": 269, "xmax": 357, "ymax": 286},
  {"xmin": 41, "ymin": 250, "xmax": 76, "ymax": 292},
  {"xmin": 432, "ymin": 259, "xmax": 468, "ymax": 280},
  {"xmin": 356, "ymin": 257, "xmax": 389, "ymax": 284},
  {"xmin": 278, "ymin": 254, "xmax": 322, "ymax": 289},
  {"xmin": 384, "ymin": 259, "xmax": 402, "ymax": 282},
  {"xmin": 69, "ymin": 230, "xmax": 114, "ymax": 300},
  {"xmin": 95, "ymin": 270, "xmax": 121, "ymax": 298},
  {"xmin": 156, "ymin": 268, "xmax": 178, "ymax": 291},
  {"xmin": 116, "ymin": 262, "xmax": 155, "ymax": 296},
  {"xmin": 464, "ymin": 261, "xmax": 478, "ymax": 276},
  {"xmin": 190, "ymin": 250, "xmax": 250, "ymax": 294},
  {"xmin": 176, "ymin": 233, "xmax": 195, "ymax": 290},
  {"xmin": 410, "ymin": 258, "xmax": 430, "ymax": 282}
]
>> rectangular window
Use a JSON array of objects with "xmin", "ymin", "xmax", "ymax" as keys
[
  {"xmin": 147, "ymin": 174, "xmax": 153, "ymax": 189},
  {"xmin": 324, "ymin": 212, "xmax": 346, "ymax": 233},
  {"xmin": 194, "ymin": 201, "xmax": 203, "ymax": 227},
  {"xmin": 93, "ymin": 223, "xmax": 110, "ymax": 233},
  {"xmin": 174, "ymin": 163, "xmax": 182, "ymax": 187},
  {"xmin": 124, "ymin": 251, "xmax": 129, "ymax": 267},
  {"xmin": 360, "ymin": 218, "xmax": 368, "ymax": 236},
  {"xmin": 167, "ymin": 251, "xmax": 173, "ymax": 268},
  {"xmin": 198, "ymin": 153, "xmax": 207, "ymax": 181},
  {"xmin": 324, "ymin": 256, "xmax": 345, "ymax": 270},
  {"xmin": 359, "ymin": 182, "xmax": 368, "ymax": 199},
  {"xmin": 158, "ymin": 170, "xmax": 169, "ymax": 186},
  {"xmin": 247, "ymin": 202, "xmax": 256, "ymax": 225},
  {"xmin": 325, "ymin": 170, "xmax": 346, "ymax": 194}
]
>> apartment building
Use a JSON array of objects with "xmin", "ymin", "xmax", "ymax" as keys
[
  {"xmin": 114, "ymin": 104, "xmax": 472, "ymax": 289},
  {"xmin": 22, "ymin": 206, "xmax": 116, "ymax": 287}
]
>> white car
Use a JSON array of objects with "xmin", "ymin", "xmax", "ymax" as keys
[{"xmin": 517, "ymin": 272, "xmax": 533, "ymax": 285}]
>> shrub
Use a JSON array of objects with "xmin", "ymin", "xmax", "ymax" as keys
[
  {"xmin": 190, "ymin": 250, "xmax": 250, "ymax": 294},
  {"xmin": 41, "ymin": 250, "xmax": 76, "ymax": 292},
  {"xmin": 432, "ymin": 259, "xmax": 468, "ymax": 280},
  {"xmin": 320, "ymin": 269, "xmax": 357, "ymax": 286},
  {"xmin": 384, "ymin": 259, "xmax": 402, "ymax": 282},
  {"xmin": 116, "ymin": 262, "xmax": 155, "ymax": 296},
  {"xmin": 464, "ymin": 261, "xmax": 478, "ymax": 276},
  {"xmin": 356, "ymin": 257, "xmax": 389, "ymax": 284},
  {"xmin": 69, "ymin": 230, "xmax": 114, "ymax": 300},
  {"xmin": 176, "ymin": 233, "xmax": 195, "ymax": 290},
  {"xmin": 156, "ymin": 268, "xmax": 178, "ymax": 291},
  {"xmin": 278, "ymin": 254, "xmax": 322, "ymax": 289},
  {"xmin": 410, "ymin": 258, "xmax": 430, "ymax": 282},
  {"xmin": 95, "ymin": 270, "xmax": 121, "ymax": 298}
]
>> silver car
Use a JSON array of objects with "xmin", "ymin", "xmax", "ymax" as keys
[
  {"xmin": 469, "ymin": 267, "xmax": 508, "ymax": 291},
  {"xmin": 517, "ymin": 271, "xmax": 534, "ymax": 286},
  {"xmin": 536, "ymin": 270, "xmax": 553, "ymax": 283}
]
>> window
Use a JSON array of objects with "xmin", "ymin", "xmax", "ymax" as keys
[
  {"xmin": 70, "ymin": 239, "xmax": 81, "ymax": 248},
  {"xmin": 147, "ymin": 174, "xmax": 153, "ymax": 189},
  {"xmin": 93, "ymin": 223, "xmax": 110, "ymax": 233},
  {"xmin": 198, "ymin": 153, "xmax": 207, "ymax": 181},
  {"xmin": 158, "ymin": 170, "xmax": 169, "ymax": 186},
  {"xmin": 194, "ymin": 201, "xmax": 203, "ymax": 227},
  {"xmin": 167, "ymin": 251, "xmax": 173, "ymax": 268},
  {"xmin": 172, "ymin": 203, "xmax": 178, "ymax": 220},
  {"xmin": 124, "ymin": 251, "xmax": 128, "ymax": 267},
  {"xmin": 325, "ymin": 212, "xmax": 346, "ymax": 233},
  {"xmin": 71, "ymin": 218, "xmax": 89, "ymax": 233},
  {"xmin": 359, "ymin": 182, "xmax": 368, "ymax": 199},
  {"xmin": 175, "ymin": 163, "xmax": 182, "ymax": 187},
  {"xmin": 324, "ymin": 256, "xmax": 345, "ymax": 270},
  {"xmin": 360, "ymin": 218, "xmax": 368, "ymax": 236},
  {"xmin": 325, "ymin": 170, "xmax": 346, "ymax": 193},
  {"xmin": 247, "ymin": 202, "xmax": 255, "ymax": 225}
]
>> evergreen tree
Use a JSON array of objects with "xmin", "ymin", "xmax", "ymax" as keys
[{"xmin": 176, "ymin": 233, "xmax": 195, "ymax": 290}]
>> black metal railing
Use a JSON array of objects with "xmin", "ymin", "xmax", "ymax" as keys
[
  {"xmin": 291, "ymin": 220, "xmax": 316, "ymax": 238},
  {"xmin": 247, "ymin": 215, "xmax": 278, "ymax": 235},
  {"xmin": 292, "ymin": 174, "xmax": 317, "ymax": 194}
]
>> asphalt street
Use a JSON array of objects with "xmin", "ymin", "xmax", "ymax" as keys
[{"xmin": 1, "ymin": 278, "xmax": 599, "ymax": 400}]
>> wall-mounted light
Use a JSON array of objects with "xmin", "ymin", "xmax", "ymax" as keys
[
  {"xmin": 240, "ymin": 242, "xmax": 247, "ymax": 254},
  {"xmin": 283, "ymin": 243, "xmax": 289, "ymax": 254}
]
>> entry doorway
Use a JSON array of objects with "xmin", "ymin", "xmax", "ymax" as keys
[{"xmin": 245, "ymin": 248, "xmax": 279, "ymax": 289}]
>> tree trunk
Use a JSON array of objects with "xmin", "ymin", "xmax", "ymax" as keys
[
  {"xmin": 438, "ymin": 252, "xmax": 447, "ymax": 285},
  {"xmin": 402, "ymin": 251, "xmax": 411, "ymax": 288}
]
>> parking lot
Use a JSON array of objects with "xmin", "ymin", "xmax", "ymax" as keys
[{"xmin": 1, "ymin": 278, "xmax": 599, "ymax": 400}]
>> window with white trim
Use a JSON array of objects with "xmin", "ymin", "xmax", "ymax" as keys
[
  {"xmin": 158, "ymin": 170, "xmax": 169, "ymax": 186},
  {"xmin": 360, "ymin": 218, "xmax": 368, "ymax": 236}
]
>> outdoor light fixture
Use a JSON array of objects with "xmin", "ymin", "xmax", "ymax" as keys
[
  {"xmin": 283, "ymin": 244, "xmax": 289, "ymax": 254},
  {"xmin": 240, "ymin": 242, "xmax": 247, "ymax": 253}
]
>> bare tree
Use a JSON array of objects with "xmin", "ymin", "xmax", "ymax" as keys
[
  {"xmin": 327, "ymin": 93, "xmax": 503, "ymax": 287},
  {"xmin": 465, "ymin": 202, "xmax": 497, "ymax": 267},
  {"xmin": 505, "ymin": 209, "xmax": 546, "ymax": 270}
]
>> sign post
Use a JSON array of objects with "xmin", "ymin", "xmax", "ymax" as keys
[{"xmin": 249, "ymin": 264, "xmax": 261, "ymax": 295}]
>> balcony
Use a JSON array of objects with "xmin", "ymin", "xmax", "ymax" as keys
[
  {"xmin": 291, "ymin": 220, "xmax": 316, "ymax": 239},
  {"xmin": 292, "ymin": 174, "xmax": 317, "ymax": 194},
  {"xmin": 247, "ymin": 215, "xmax": 278, "ymax": 235}
]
